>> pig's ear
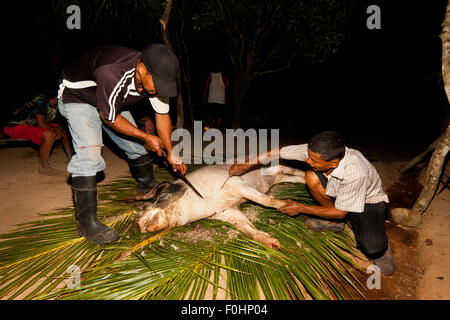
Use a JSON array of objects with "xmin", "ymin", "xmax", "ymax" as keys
[
  {"xmin": 137, "ymin": 188, "xmax": 158, "ymax": 201},
  {"xmin": 137, "ymin": 181, "xmax": 172, "ymax": 201}
]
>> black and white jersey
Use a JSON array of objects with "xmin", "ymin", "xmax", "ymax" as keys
[{"xmin": 58, "ymin": 45, "xmax": 169, "ymax": 123}]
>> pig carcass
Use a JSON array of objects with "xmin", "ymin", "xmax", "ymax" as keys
[{"xmin": 136, "ymin": 164, "xmax": 305, "ymax": 250}]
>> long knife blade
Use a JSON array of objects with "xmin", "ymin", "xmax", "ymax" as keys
[
  {"xmin": 161, "ymin": 150, "xmax": 204, "ymax": 199},
  {"xmin": 174, "ymin": 170, "xmax": 204, "ymax": 199}
]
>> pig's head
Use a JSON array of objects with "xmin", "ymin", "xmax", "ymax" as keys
[
  {"xmin": 136, "ymin": 181, "xmax": 187, "ymax": 233},
  {"xmin": 137, "ymin": 206, "xmax": 170, "ymax": 233}
]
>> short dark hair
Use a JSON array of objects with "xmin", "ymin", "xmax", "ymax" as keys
[{"xmin": 307, "ymin": 131, "xmax": 345, "ymax": 161}]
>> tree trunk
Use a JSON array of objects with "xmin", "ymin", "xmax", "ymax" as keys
[
  {"xmin": 231, "ymin": 66, "xmax": 251, "ymax": 128},
  {"xmin": 391, "ymin": 2, "xmax": 450, "ymax": 225},
  {"xmin": 232, "ymin": 81, "xmax": 246, "ymax": 129},
  {"xmin": 175, "ymin": 20, "xmax": 194, "ymax": 128},
  {"xmin": 411, "ymin": 0, "xmax": 450, "ymax": 213},
  {"xmin": 160, "ymin": 0, "xmax": 184, "ymax": 128},
  {"xmin": 443, "ymin": 1, "xmax": 450, "ymax": 104},
  {"xmin": 412, "ymin": 125, "xmax": 450, "ymax": 214},
  {"xmin": 391, "ymin": 0, "xmax": 450, "ymax": 227}
]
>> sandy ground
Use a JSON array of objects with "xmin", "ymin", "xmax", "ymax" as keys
[
  {"xmin": 0, "ymin": 143, "xmax": 130, "ymax": 235},
  {"xmin": 0, "ymin": 140, "xmax": 449, "ymax": 299},
  {"xmin": 415, "ymin": 165, "xmax": 450, "ymax": 299}
]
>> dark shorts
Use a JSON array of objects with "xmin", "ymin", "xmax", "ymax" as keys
[
  {"xmin": 204, "ymin": 103, "xmax": 227, "ymax": 119},
  {"xmin": 315, "ymin": 171, "xmax": 388, "ymax": 257}
]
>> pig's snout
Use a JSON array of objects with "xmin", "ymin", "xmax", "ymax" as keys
[{"xmin": 137, "ymin": 207, "xmax": 170, "ymax": 233}]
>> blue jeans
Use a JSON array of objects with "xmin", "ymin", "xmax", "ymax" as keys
[{"xmin": 58, "ymin": 100, "xmax": 148, "ymax": 177}]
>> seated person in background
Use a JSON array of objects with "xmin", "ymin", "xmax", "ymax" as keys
[{"xmin": 3, "ymin": 92, "xmax": 73, "ymax": 175}]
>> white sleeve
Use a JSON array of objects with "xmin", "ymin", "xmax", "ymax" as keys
[
  {"xmin": 149, "ymin": 96, "xmax": 169, "ymax": 114},
  {"xmin": 279, "ymin": 144, "xmax": 308, "ymax": 161}
]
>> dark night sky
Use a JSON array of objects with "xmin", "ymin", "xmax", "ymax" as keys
[{"xmin": 2, "ymin": 0, "xmax": 448, "ymax": 157}]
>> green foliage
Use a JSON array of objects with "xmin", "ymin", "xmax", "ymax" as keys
[
  {"xmin": 205, "ymin": 0, "xmax": 355, "ymax": 71},
  {"xmin": 52, "ymin": 0, "xmax": 355, "ymax": 64},
  {"xmin": 293, "ymin": 0, "xmax": 356, "ymax": 63},
  {"xmin": 52, "ymin": 0, "xmax": 165, "ymax": 47},
  {"xmin": 0, "ymin": 167, "xmax": 365, "ymax": 300},
  {"xmin": 50, "ymin": 0, "xmax": 356, "ymax": 126}
]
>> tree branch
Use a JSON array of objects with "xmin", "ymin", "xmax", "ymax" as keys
[
  {"xmin": 251, "ymin": 54, "xmax": 297, "ymax": 79},
  {"xmin": 160, "ymin": 0, "xmax": 174, "ymax": 51}
]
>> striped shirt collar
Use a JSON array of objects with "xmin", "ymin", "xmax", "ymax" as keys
[{"xmin": 328, "ymin": 147, "xmax": 349, "ymax": 180}]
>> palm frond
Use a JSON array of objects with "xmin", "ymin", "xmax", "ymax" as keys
[{"xmin": 0, "ymin": 168, "xmax": 365, "ymax": 300}]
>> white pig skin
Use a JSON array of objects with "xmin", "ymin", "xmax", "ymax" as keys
[{"xmin": 136, "ymin": 164, "xmax": 305, "ymax": 250}]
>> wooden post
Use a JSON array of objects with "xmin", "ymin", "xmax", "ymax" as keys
[{"xmin": 391, "ymin": 1, "xmax": 450, "ymax": 226}]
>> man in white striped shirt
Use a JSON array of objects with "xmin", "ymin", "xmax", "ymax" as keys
[
  {"xmin": 58, "ymin": 44, "xmax": 187, "ymax": 245},
  {"xmin": 229, "ymin": 131, "xmax": 394, "ymax": 275}
]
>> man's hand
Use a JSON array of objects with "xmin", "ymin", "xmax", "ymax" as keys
[
  {"xmin": 143, "ymin": 135, "xmax": 165, "ymax": 156},
  {"xmin": 279, "ymin": 199, "xmax": 305, "ymax": 216},
  {"xmin": 167, "ymin": 151, "xmax": 187, "ymax": 175},
  {"xmin": 229, "ymin": 163, "xmax": 255, "ymax": 177},
  {"xmin": 228, "ymin": 149, "xmax": 279, "ymax": 177}
]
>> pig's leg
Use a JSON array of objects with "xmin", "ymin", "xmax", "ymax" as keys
[
  {"xmin": 227, "ymin": 179, "xmax": 286, "ymax": 209},
  {"xmin": 210, "ymin": 206, "xmax": 280, "ymax": 250},
  {"xmin": 260, "ymin": 165, "xmax": 304, "ymax": 177},
  {"xmin": 277, "ymin": 165, "xmax": 305, "ymax": 176},
  {"xmin": 274, "ymin": 174, "xmax": 306, "ymax": 184},
  {"xmin": 270, "ymin": 165, "xmax": 306, "ymax": 184}
]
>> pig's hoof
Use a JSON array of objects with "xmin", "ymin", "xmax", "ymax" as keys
[
  {"xmin": 259, "ymin": 236, "xmax": 280, "ymax": 250},
  {"xmin": 269, "ymin": 238, "xmax": 281, "ymax": 250},
  {"xmin": 255, "ymin": 232, "xmax": 281, "ymax": 250}
]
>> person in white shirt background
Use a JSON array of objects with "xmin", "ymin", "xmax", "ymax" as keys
[{"xmin": 202, "ymin": 64, "xmax": 230, "ymax": 130}]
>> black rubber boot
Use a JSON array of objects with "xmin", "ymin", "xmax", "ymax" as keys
[
  {"xmin": 305, "ymin": 217, "xmax": 346, "ymax": 233},
  {"xmin": 128, "ymin": 153, "xmax": 159, "ymax": 196},
  {"xmin": 72, "ymin": 176, "xmax": 119, "ymax": 245}
]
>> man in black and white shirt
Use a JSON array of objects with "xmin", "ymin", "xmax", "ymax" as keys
[
  {"xmin": 58, "ymin": 44, "xmax": 186, "ymax": 245},
  {"xmin": 229, "ymin": 131, "xmax": 394, "ymax": 275}
]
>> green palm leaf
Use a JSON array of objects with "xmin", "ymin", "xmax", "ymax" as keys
[{"xmin": 0, "ymin": 167, "xmax": 365, "ymax": 300}]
